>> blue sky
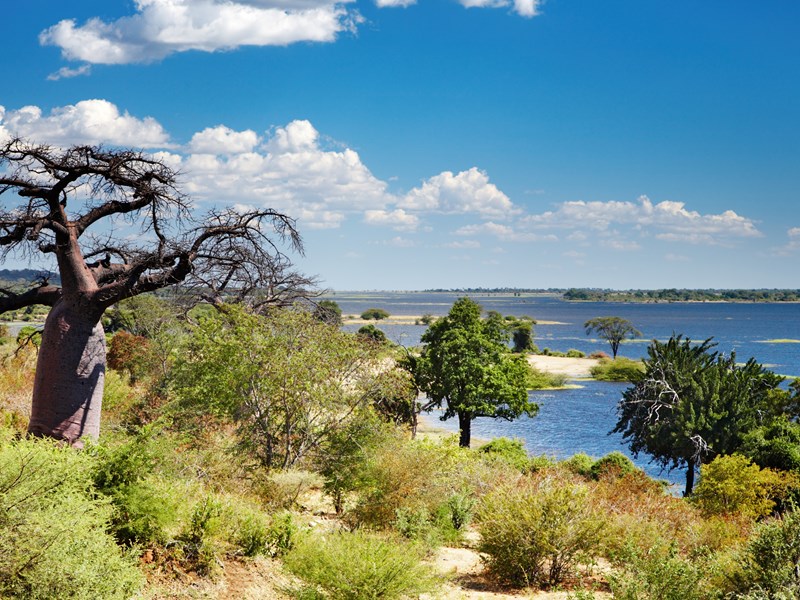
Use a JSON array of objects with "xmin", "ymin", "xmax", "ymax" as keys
[{"xmin": 2, "ymin": 0, "xmax": 799, "ymax": 290}]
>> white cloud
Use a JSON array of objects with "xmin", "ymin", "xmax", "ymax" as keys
[
  {"xmin": 0, "ymin": 100, "xmax": 170, "ymax": 147},
  {"xmin": 47, "ymin": 64, "xmax": 92, "ymax": 80},
  {"xmin": 523, "ymin": 195, "xmax": 761, "ymax": 243},
  {"xmin": 458, "ymin": 0, "xmax": 541, "ymax": 17},
  {"xmin": 789, "ymin": 227, "xmax": 800, "ymax": 237},
  {"xmin": 375, "ymin": 0, "xmax": 416, "ymax": 6},
  {"xmin": 364, "ymin": 209, "xmax": 419, "ymax": 231},
  {"xmin": 399, "ymin": 167, "xmax": 519, "ymax": 219},
  {"xmin": 189, "ymin": 125, "xmax": 259, "ymax": 154},
  {"xmin": 39, "ymin": 0, "xmax": 360, "ymax": 65},
  {"xmin": 454, "ymin": 221, "xmax": 556, "ymax": 242}
]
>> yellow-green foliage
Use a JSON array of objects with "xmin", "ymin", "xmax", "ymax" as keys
[
  {"xmin": 0, "ymin": 426, "xmax": 143, "ymax": 599},
  {"xmin": 691, "ymin": 454, "xmax": 793, "ymax": 520},
  {"xmin": 477, "ymin": 472, "xmax": 605, "ymax": 588},
  {"xmin": 283, "ymin": 530, "xmax": 441, "ymax": 600},
  {"xmin": 590, "ymin": 357, "xmax": 644, "ymax": 382},
  {"xmin": 526, "ymin": 364, "xmax": 568, "ymax": 389}
]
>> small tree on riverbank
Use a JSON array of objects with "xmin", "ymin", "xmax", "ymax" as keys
[
  {"xmin": 584, "ymin": 317, "xmax": 641, "ymax": 358},
  {"xmin": 407, "ymin": 297, "xmax": 535, "ymax": 447}
]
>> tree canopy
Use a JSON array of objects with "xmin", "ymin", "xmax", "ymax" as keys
[
  {"xmin": 584, "ymin": 316, "xmax": 641, "ymax": 358},
  {"xmin": 407, "ymin": 297, "xmax": 535, "ymax": 447},
  {"xmin": 613, "ymin": 334, "xmax": 786, "ymax": 495}
]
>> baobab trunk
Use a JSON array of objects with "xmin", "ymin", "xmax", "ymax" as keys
[{"xmin": 28, "ymin": 299, "xmax": 106, "ymax": 447}]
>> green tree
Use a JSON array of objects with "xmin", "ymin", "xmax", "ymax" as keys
[
  {"xmin": 313, "ymin": 299, "xmax": 343, "ymax": 326},
  {"xmin": 408, "ymin": 297, "xmax": 536, "ymax": 447},
  {"xmin": 361, "ymin": 307, "xmax": 390, "ymax": 320},
  {"xmin": 171, "ymin": 305, "xmax": 379, "ymax": 469},
  {"xmin": 613, "ymin": 335, "xmax": 785, "ymax": 496},
  {"xmin": 510, "ymin": 318, "xmax": 537, "ymax": 353},
  {"xmin": 357, "ymin": 323, "xmax": 387, "ymax": 343},
  {"xmin": 584, "ymin": 316, "xmax": 642, "ymax": 358}
]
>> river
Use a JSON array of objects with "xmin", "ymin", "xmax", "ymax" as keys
[{"xmin": 330, "ymin": 291, "xmax": 800, "ymax": 485}]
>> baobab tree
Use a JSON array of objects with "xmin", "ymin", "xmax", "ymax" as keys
[{"xmin": 0, "ymin": 139, "xmax": 307, "ymax": 446}]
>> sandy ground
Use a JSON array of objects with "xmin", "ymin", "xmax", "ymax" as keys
[{"xmin": 527, "ymin": 354, "xmax": 599, "ymax": 379}]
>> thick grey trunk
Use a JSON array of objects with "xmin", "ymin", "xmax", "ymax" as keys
[{"xmin": 28, "ymin": 300, "xmax": 106, "ymax": 447}]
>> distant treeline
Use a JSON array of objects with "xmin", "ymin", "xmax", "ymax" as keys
[
  {"xmin": 0, "ymin": 268, "xmax": 59, "ymax": 286},
  {"xmin": 423, "ymin": 288, "xmax": 562, "ymax": 294},
  {"xmin": 562, "ymin": 288, "xmax": 800, "ymax": 302}
]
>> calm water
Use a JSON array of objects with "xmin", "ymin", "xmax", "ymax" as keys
[{"xmin": 331, "ymin": 292, "xmax": 800, "ymax": 485}]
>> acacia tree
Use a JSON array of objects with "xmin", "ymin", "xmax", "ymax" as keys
[
  {"xmin": 170, "ymin": 305, "xmax": 380, "ymax": 469},
  {"xmin": 584, "ymin": 316, "xmax": 641, "ymax": 358},
  {"xmin": 613, "ymin": 335, "xmax": 785, "ymax": 496},
  {"xmin": 408, "ymin": 297, "xmax": 535, "ymax": 447},
  {"xmin": 0, "ymin": 139, "xmax": 308, "ymax": 446}
]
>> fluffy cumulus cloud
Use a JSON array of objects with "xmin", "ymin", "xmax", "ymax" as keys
[
  {"xmin": 399, "ymin": 167, "xmax": 519, "ymax": 219},
  {"xmin": 522, "ymin": 195, "xmax": 761, "ymax": 244},
  {"xmin": 189, "ymin": 125, "xmax": 259, "ymax": 154},
  {"xmin": 40, "ymin": 0, "xmax": 544, "ymax": 68},
  {"xmin": 39, "ymin": 0, "xmax": 360, "ymax": 65},
  {"xmin": 0, "ymin": 100, "xmax": 170, "ymax": 147}
]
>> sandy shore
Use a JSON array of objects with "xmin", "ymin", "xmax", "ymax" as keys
[{"xmin": 527, "ymin": 354, "xmax": 599, "ymax": 378}]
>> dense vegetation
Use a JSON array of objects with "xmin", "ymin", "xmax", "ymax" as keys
[{"xmin": 2, "ymin": 294, "xmax": 800, "ymax": 598}]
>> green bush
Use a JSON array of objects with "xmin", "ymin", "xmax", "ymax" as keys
[
  {"xmin": 178, "ymin": 496, "xmax": 223, "ymax": 575},
  {"xmin": 564, "ymin": 453, "xmax": 595, "ymax": 478},
  {"xmin": 283, "ymin": 530, "xmax": 440, "ymax": 600},
  {"xmin": 608, "ymin": 542, "xmax": 706, "ymax": 600},
  {"xmin": 360, "ymin": 308, "xmax": 390, "ymax": 321},
  {"xmin": 0, "ymin": 430, "xmax": 143, "ymax": 599},
  {"xmin": 235, "ymin": 511, "xmax": 271, "ymax": 557},
  {"xmin": 90, "ymin": 424, "xmax": 177, "ymax": 546},
  {"xmin": 590, "ymin": 451, "xmax": 637, "ymax": 480},
  {"xmin": 732, "ymin": 508, "xmax": 800, "ymax": 596},
  {"xmin": 477, "ymin": 474, "xmax": 604, "ymax": 588},
  {"xmin": 266, "ymin": 510, "xmax": 299, "ymax": 557},
  {"xmin": 590, "ymin": 357, "xmax": 644, "ymax": 382},
  {"xmin": 566, "ymin": 349, "xmax": 586, "ymax": 358},
  {"xmin": 478, "ymin": 437, "xmax": 530, "ymax": 472},
  {"xmin": 526, "ymin": 365, "xmax": 568, "ymax": 389}
]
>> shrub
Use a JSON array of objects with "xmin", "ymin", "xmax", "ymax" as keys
[
  {"xmin": 283, "ymin": 530, "xmax": 440, "ymax": 600},
  {"xmin": 0, "ymin": 430, "xmax": 143, "ymax": 599},
  {"xmin": 478, "ymin": 437, "xmax": 530, "ymax": 472},
  {"xmin": 608, "ymin": 542, "xmax": 706, "ymax": 600},
  {"xmin": 526, "ymin": 365, "xmax": 568, "ymax": 389},
  {"xmin": 266, "ymin": 511, "xmax": 299, "ymax": 557},
  {"xmin": 564, "ymin": 453, "xmax": 595, "ymax": 478},
  {"xmin": 235, "ymin": 511, "xmax": 271, "ymax": 557},
  {"xmin": 477, "ymin": 474, "xmax": 604, "ymax": 587},
  {"xmin": 178, "ymin": 496, "xmax": 223, "ymax": 575},
  {"xmin": 566, "ymin": 349, "xmax": 586, "ymax": 358},
  {"xmin": 590, "ymin": 357, "xmax": 644, "ymax": 382},
  {"xmin": 691, "ymin": 454, "xmax": 792, "ymax": 520},
  {"xmin": 590, "ymin": 451, "xmax": 637, "ymax": 480},
  {"xmin": 356, "ymin": 323, "xmax": 387, "ymax": 344},
  {"xmin": 732, "ymin": 508, "xmax": 800, "ymax": 596},
  {"xmin": 360, "ymin": 308, "xmax": 390, "ymax": 321}
]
